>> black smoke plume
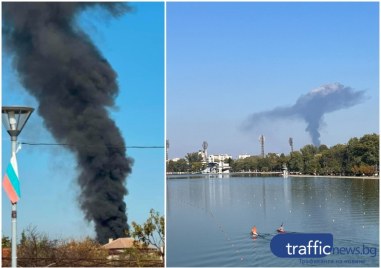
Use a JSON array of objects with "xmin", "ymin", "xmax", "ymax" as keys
[
  {"xmin": 243, "ymin": 83, "xmax": 366, "ymax": 146},
  {"xmin": 3, "ymin": 2, "xmax": 133, "ymax": 243}
]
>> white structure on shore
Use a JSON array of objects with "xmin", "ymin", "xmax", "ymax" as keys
[
  {"xmin": 201, "ymin": 154, "xmax": 232, "ymax": 174},
  {"xmin": 208, "ymin": 154, "xmax": 232, "ymax": 163},
  {"xmin": 202, "ymin": 161, "xmax": 231, "ymax": 174},
  {"xmin": 238, "ymin": 154, "xmax": 251, "ymax": 159}
]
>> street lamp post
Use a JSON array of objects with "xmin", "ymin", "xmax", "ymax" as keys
[{"xmin": 2, "ymin": 106, "xmax": 34, "ymax": 268}]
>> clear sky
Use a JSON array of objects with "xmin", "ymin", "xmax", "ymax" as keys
[
  {"xmin": 2, "ymin": 2, "xmax": 164, "ymax": 240},
  {"xmin": 167, "ymin": 2, "xmax": 379, "ymax": 159}
]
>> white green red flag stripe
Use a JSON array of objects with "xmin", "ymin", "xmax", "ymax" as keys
[{"xmin": 3, "ymin": 154, "xmax": 20, "ymax": 203}]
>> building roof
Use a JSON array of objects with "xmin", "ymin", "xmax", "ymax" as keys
[
  {"xmin": 102, "ymin": 237, "xmax": 157, "ymax": 250},
  {"xmin": 102, "ymin": 237, "xmax": 135, "ymax": 250}
]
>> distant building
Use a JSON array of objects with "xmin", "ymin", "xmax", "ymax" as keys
[
  {"xmin": 102, "ymin": 238, "xmax": 157, "ymax": 259},
  {"xmin": 170, "ymin": 157, "xmax": 181, "ymax": 162},
  {"xmin": 208, "ymin": 154, "xmax": 232, "ymax": 163},
  {"xmin": 238, "ymin": 154, "xmax": 251, "ymax": 159},
  {"xmin": 103, "ymin": 238, "xmax": 135, "ymax": 254}
]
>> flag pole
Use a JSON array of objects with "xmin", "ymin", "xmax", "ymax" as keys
[
  {"xmin": 2, "ymin": 106, "xmax": 34, "ymax": 268},
  {"xmin": 11, "ymin": 136, "xmax": 17, "ymax": 268}
]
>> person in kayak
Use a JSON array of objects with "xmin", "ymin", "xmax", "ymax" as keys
[
  {"xmin": 251, "ymin": 226, "xmax": 258, "ymax": 236},
  {"xmin": 277, "ymin": 223, "xmax": 285, "ymax": 233}
]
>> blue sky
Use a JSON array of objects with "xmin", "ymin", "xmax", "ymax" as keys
[
  {"xmin": 167, "ymin": 2, "xmax": 379, "ymax": 159},
  {"xmin": 2, "ymin": 2, "xmax": 164, "ymax": 240}
]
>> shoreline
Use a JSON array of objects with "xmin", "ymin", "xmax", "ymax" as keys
[
  {"xmin": 166, "ymin": 172, "xmax": 379, "ymax": 180},
  {"xmin": 289, "ymin": 174, "xmax": 379, "ymax": 180}
]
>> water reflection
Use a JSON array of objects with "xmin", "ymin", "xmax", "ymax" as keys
[{"xmin": 167, "ymin": 176, "xmax": 379, "ymax": 266}]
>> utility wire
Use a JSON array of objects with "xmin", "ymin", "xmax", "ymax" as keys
[{"xmin": 19, "ymin": 141, "xmax": 164, "ymax": 149}]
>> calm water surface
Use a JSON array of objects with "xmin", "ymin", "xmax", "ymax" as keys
[{"xmin": 167, "ymin": 175, "xmax": 379, "ymax": 267}]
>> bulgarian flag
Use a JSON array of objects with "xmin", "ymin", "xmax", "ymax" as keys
[{"xmin": 3, "ymin": 154, "xmax": 20, "ymax": 203}]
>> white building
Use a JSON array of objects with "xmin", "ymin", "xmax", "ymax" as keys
[
  {"xmin": 238, "ymin": 154, "xmax": 251, "ymax": 159},
  {"xmin": 208, "ymin": 154, "xmax": 232, "ymax": 163}
]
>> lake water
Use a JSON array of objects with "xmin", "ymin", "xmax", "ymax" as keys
[{"xmin": 166, "ymin": 175, "xmax": 379, "ymax": 267}]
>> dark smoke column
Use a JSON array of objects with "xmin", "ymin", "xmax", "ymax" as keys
[
  {"xmin": 3, "ymin": 2, "xmax": 133, "ymax": 243},
  {"xmin": 243, "ymin": 83, "xmax": 366, "ymax": 146}
]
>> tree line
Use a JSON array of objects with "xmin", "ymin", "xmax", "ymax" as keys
[
  {"xmin": 2, "ymin": 210, "xmax": 164, "ymax": 267},
  {"xmin": 166, "ymin": 133, "xmax": 379, "ymax": 176}
]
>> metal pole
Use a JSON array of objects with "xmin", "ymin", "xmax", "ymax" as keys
[{"xmin": 11, "ymin": 136, "xmax": 17, "ymax": 268}]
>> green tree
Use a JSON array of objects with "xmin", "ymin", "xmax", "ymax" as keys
[
  {"xmin": 318, "ymin": 144, "xmax": 329, "ymax": 153},
  {"xmin": 190, "ymin": 162, "xmax": 203, "ymax": 173},
  {"xmin": 2, "ymin": 236, "xmax": 11, "ymax": 248},
  {"xmin": 166, "ymin": 160, "xmax": 175, "ymax": 173},
  {"xmin": 320, "ymin": 144, "xmax": 346, "ymax": 175},
  {"xmin": 185, "ymin": 152, "xmax": 203, "ymax": 173},
  {"xmin": 130, "ymin": 209, "xmax": 164, "ymax": 257},
  {"xmin": 288, "ymin": 151, "xmax": 303, "ymax": 172},
  {"xmin": 171, "ymin": 158, "xmax": 188, "ymax": 173},
  {"xmin": 359, "ymin": 133, "xmax": 379, "ymax": 166},
  {"xmin": 346, "ymin": 134, "xmax": 379, "ymax": 175},
  {"xmin": 300, "ymin": 145, "xmax": 318, "ymax": 174},
  {"xmin": 185, "ymin": 152, "xmax": 203, "ymax": 163}
]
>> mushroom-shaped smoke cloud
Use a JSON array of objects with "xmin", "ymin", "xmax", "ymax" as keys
[{"xmin": 243, "ymin": 83, "xmax": 367, "ymax": 146}]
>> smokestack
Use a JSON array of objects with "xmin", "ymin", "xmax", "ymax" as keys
[{"xmin": 3, "ymin": 2, "xmax": 133, "ymax": 243}]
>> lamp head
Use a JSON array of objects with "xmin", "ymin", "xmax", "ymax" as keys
[{"xmin": 2, "ymin": 106, "xmax": 34, "ymax": 138}]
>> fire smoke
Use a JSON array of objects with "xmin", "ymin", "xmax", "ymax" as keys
[
  {"xmin": 3, "ymin": 2, "xmax": 133, "ymax": 243},
  {"xmin": 243, "ymin": 83, "xmax": 366, "ymax": 146}
]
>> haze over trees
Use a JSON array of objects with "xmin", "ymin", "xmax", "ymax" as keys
[{"xmin": 166, "ymin": 133, "xmax": 379, "ymax": 176}]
